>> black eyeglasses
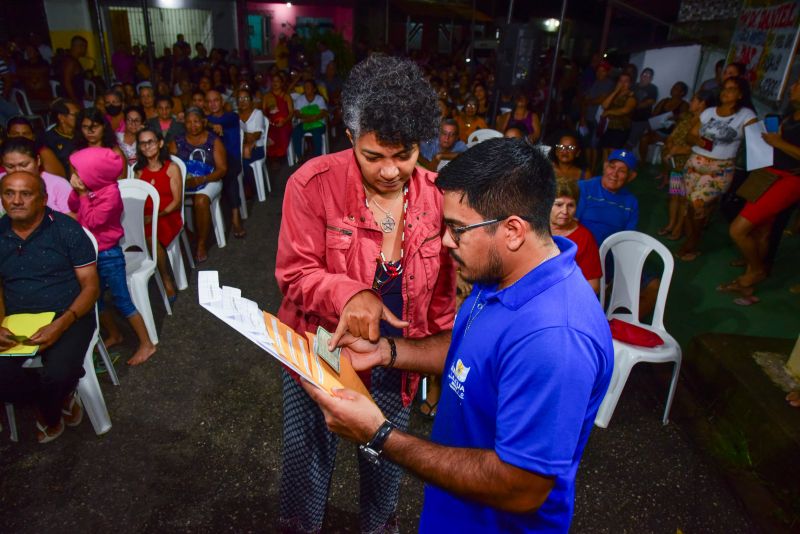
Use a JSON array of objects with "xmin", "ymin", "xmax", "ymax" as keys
[{"xmin": 445, "ymin": 215, "xmax": 531, "ymax": 245}]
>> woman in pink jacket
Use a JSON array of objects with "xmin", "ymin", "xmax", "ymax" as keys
[
  {"xmin": 275, "ymin": 55, "xmax": 456, "ymax": 534},
  {"xmin": 68, "ymin": 147, "xmax": 157, "ymax": 365}
]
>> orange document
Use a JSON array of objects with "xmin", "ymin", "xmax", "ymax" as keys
[{"xmin": 263, "ymin": 312, "xmax": 371, "ymax": 399}]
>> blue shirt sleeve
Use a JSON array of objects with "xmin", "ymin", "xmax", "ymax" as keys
[{"xmin": 494, "ymin": 327, "xmax": 601, "ymax": 477}]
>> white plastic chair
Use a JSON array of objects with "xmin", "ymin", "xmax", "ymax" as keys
[
  {"xmin": 5, "ymin": 228, "xmax": 113, "ymax": 441},
  {"xmin": 83, "ymin": 80, "xmax": 97, "ymax": 107},
  {"xmin": 118, "ymin": 180, "xmax": 161, "ymax": 344},
  {"xmin": 49, "ymin": 80, "xmax": 61, "ymax": 98},
  {"xmin": 287, "ymin": 119, "xmax": 329, "ymax": 166},
  {"xmin": 467, "ymin": 128, "xmax": 503, "ymax": 147},
  {"xmin": 167, "ymin": 156, "xmax": 194, "ymax": 292},
  {"xmin": 182, "ymin": 160, "xmax": 227, "ymax": 250},
  {"xmin": 249, "ymin": 121, "xmax": 271, "ymax": 199},
  {"xmin": 10, "ymin": 89, "xmax": 45, "ymax": 130},
  {"xmin": 594, "ymin": 231, "xmax": 681, "ymax": 428}
]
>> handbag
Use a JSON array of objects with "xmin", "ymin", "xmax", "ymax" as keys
[
  {"xmin": 184, "ymin": 148, "xmax": 214, "ymax": 192},
  {"xmin": 735, "ymin": 167, "xmax": 780, "ymax": 203}
]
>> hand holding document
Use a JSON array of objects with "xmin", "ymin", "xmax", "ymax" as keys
[
  {"xmin": 745, "ymin": 121, "xmax": 774, "ymax": 171},
  {"xmin": 0, "ymin": 312, "xmax": 56, "ymax": 357},
  {"xmin": 198, "ymin": 271, "xmax": 369, "ymax": 398}
]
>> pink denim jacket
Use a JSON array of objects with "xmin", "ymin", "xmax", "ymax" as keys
[{"xmin": 275, "ymin": 149, "xmax": 457, "ymax": 405}]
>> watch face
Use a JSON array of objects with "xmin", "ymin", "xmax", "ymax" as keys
[{"xmin": 359, "ymin": 445, "xmax": 381, "ymax": 465}]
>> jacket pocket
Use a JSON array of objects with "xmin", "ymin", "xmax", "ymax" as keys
[
  {"xmin": 420, "ymin": 234, "xmax": 442, "ymax": 290},
  {"xmin": 325, "ymin": 226, "xmax": 353, "ymax": 271}
]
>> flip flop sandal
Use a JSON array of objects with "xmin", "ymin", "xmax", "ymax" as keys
[
  {"xmin": 62, "ymin": 394, "xmax": 84, "ymax": 427},
  {"xmin": 733, "ymin": 295, "xmax": 760, "ymax": 306},
  {"xmin": 419, "ymin": 400, "xmax": 438, "ymax": 420},
  {"xmin": 94, "ymin": 352, "xmax": 121, "ymax": 375},
  {"xmin": 36, "ymin": 418, "xmax": 65, "ymax": 444},
  {"xmin": 657, "ymin": 227, "xmax": 672, "ymax": 236}
]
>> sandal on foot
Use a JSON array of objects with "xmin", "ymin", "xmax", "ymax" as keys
[
  {"xmin": 36, "ymin": 418, "xmax": 65, "ymax": 443},
  {"xmin": 733, "ymin": 295, "xmax": 760, "ymax": 306},
  {"xmin": 233, "ymin": 229, "xmax": 247, "ymax": 239},
  {"xmin": 194, "ymin": 253, "xmax": 208, "ymax": 264},
  {"xmin": 62, "ymin": 394, "xmax": 83, "ymax": 427},
  {"xmin": 657, "ymin": 227, "xmax": 672, "ymax": 236},
  {"xmin": 716, "ymin": 279, "xmax": 750, "ymax": 293},
  {"xmin": 419, "ymin": 400, "xmax": 438, "ymax": 419},
  {"xmin": 676, "ymin": 251, "xmax": 702, "ymax": 262}
]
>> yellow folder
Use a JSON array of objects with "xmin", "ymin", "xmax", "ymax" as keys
[{"xmin": 0, "ymin": 312, "xmax": 57, "ymax": 357}]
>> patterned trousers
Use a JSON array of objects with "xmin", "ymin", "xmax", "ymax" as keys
[{"xmin": 279, "ymin": 367, "xmax": 412, "ymax": 534}]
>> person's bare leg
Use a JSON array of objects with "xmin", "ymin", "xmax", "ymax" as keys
[
  {"xmin": 670, "ymin": 197, "xmax": 687, "ymax": 240},
  {"xmin": 421, "ymin": 375, "xmax": 441, "ymax": 417},
  {"xmin": 100, "ymin": 309, "xmax": 123, "ymax": 349},
  {"xmin": 153, "ymin": 240, "xmax": 176, "ymax": 298},
  {"xmin": 677, "ymin": 201, "xmax": 704, "ymax": 258},
  {"xmin": 193, "ymin": 196, "xmax": 212, "ymax": 261},
  {"xmin": 126, "ymin": 312, "xmax": 157, "ymax": 365},
  {"xmin": 231, "ymin": 207, "xmax": 245, "ymax": 236},
  {"xmin": 639, "ymin": 278, "xmax": 660, "ymax": 321},
  {"xmin": 729, "ymin": 216, "xmax": 768, "ymax": 287}
]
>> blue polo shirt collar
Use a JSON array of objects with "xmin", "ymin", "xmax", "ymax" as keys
[
  {"xmin": 477, "ymin": 236, "xmax": 578, "ymax": 311},
  {"xmin": 0, "ymin": 207, "xmax": 55, "ymax": 242}
]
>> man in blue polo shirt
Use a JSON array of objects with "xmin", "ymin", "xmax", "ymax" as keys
[
  {"xmin": 418, "ymin": 118, "xmax": 468, "ymax": 171},
  {"xmin": 576, "ymin": 149, "xmax": 639, "ymax": 246},
  {"xmin": 304, "ymin": 138, "xmax": 613, "ymax": 532},
  {"xmin": 0, "ymin": 171, "xmax": 99, "ymax": 443}
]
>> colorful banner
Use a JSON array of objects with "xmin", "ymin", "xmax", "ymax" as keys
[{"xmin": 728, "ymin": 1, "xmax": 800, "ymax": 101}]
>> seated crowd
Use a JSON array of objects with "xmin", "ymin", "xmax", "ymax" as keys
[{"xmin": 0, "ymin": 31, "xmax": 798, "ymax": 446}]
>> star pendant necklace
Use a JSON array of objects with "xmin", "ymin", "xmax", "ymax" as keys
[{"xmin": 365, "ymin": 186, "xmax": 406, "ymax": 234}]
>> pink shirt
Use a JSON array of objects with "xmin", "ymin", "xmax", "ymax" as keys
[
  {"xmin": 276, "ymin": 149, "xmax": 457, "ymax": 405},
  {"xmin": 42, "ymin": 171, "xmax": 74, "ymax": 215}
]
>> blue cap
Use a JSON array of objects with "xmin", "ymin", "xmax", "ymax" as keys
[{"xmin": 608, "ymin": 149, "xmax": 637, "ymax": 171}]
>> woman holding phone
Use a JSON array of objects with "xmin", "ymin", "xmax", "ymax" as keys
[{"xmin": 676, "ymin": 77, "xmax": 757, "ymax": 261}]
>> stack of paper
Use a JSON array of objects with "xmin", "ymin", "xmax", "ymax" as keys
[{"xmin": 198, "ymin": 271, "xmax": 369, "ymax": 398}]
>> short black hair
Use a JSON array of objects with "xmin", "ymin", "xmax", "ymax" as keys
[
  {"xmin": 155, "ymin": 94, "xmax": 173, "ymax": 107},
  {"xmin": 437, "ymin": 138, "xmax": 555, "ymax": 237},
  {"xmin": 342, "ymin": 54, "xmax": 439, "ymax": 149}
]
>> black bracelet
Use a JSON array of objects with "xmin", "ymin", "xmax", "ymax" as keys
[{"xmin": 386, "ymin": 338, "xmax": 397, "ymax": 369}]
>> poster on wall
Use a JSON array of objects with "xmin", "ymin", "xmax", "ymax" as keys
[{"xmin": 727, "ymin": 0, "xmax": 800, "ymax": 101}]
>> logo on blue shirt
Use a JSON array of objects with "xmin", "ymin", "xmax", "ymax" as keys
[{"xmin": 447, "ymin": 358, "xmax": 471, "ymax": 399}]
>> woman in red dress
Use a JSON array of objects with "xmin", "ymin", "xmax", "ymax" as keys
[
  {"xmin": 134, "ymin": 127, "xmax": 184, "ymax": 301},
  {"xmin": 264, "ymin": 72, "xmax": 293, "ymax": 160}
]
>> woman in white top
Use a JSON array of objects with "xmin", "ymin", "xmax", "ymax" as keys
[
  {"xmin": 118, "ymin": 105, "xmax": 145, "ymax": 174},
  {"xmin": 238, "ymin": 87, "xmax": 267, "ymax": 199},
  {"xmin": 677, "ymin": 76, "xmax": 757, "ymax": 261}
]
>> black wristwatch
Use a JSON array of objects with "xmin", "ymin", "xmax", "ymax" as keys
[{"xmin": 359, "ymin": 420, "xmax": 396, "ymax": 465}]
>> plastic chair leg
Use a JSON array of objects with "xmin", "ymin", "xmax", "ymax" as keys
[
  {"xmin": 211, "ymin": 197, "xmax": 226, "ymax": 249},
  {"xmin": 127, "ymin": 276, "xmax": 159, "ymax": 344},
  {"xmin": 251, "ymin": 159, "xmax": 268, "ymax": 201},
  {"xmin": 167, "ymin": 237, "xmax": 188, "ymax": 291},
  {"xmin": 287, "ymin": 142, "xmax": 296, "ymax": 166},
  {"xmin": 594, "ymin": 357, "xmax": 635, "ymax": 428},
  {"xmin": 237, "ymin": 170, "xmax": 248, "ymax": 220},
  {"xmin": 96, "ymin": 338, "xmax": 120, "ymax": 386},
  {"xmin": 79, "ymin": 352, "xmax": 112, "ymax": 435},
  {"xmin": 180, "ymin": 230, "xmax": 195, "ymax": 270},
  {"xmin": 662, "ymin": 359, "xmax": 681, "ymax": 425},
  {"xmin": 154, "ymin": 270, "xmax": 173, "ymax": 316},
  {"xmin": 5, "ymin": 403, "xmax": 18, "ymax": 442}
]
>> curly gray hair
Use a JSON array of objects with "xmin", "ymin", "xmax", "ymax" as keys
[{"xmin": 342, "ymin": 55, "xmax": 440, "ymax": 148}]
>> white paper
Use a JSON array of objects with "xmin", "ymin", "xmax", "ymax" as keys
[
  {"xmin": 648, "ymin": 111, "xmax": 674, "ymax": 131},
  {"xmin": 745, "ymin": 121, "xmax": 773, "ymax": 171}
]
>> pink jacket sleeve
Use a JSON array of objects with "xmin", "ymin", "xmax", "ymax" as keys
[
  {"xmin": 74, "ymin": 186, "xmax": 123, "ymax": 242},
  {"xmin": 275, "ymin": 175, "xmax": 372, "ymax": 320}
]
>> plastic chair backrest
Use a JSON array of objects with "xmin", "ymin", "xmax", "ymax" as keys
[
  {"xmin": 170, "ymin": 156, "xmax": 188, "ymax": 226},
  {"xmin": 599, "ymin": 231, "xmax": 674, "ymax": 331},
  {"xmin": 118, "ymin": 180, "xmax": 159, "ymax": 264},
  {"xmin": 468, "ymin": 128, "xmax": 503, "ymax": 147},
  {"xmin": 11, "ymin": 89, "xmax": 33, "ymax": 115}
]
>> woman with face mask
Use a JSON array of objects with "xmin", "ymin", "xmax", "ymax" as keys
[{"xmin": 103, "ymin": 89, "xmax": 126, "ymax": 134}]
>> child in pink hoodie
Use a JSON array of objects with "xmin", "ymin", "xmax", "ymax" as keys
[{"xmin": 69, "ymin": 147, "xmax": 157, "ymax": 365}]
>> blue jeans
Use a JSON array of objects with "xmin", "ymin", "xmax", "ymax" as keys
[
  {"xmin": 97, "ymin": 246, "xmax": 138, "ymax": 318},
  {"xmin": 292, "ymin": 125, "xmax": 325, "ymax": 159}
]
